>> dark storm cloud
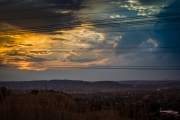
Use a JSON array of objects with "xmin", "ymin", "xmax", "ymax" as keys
[
  {"xmin": 43, "ymin": 0, "xmax": 85, "ymax": 10},
  {"xmin": 151, "ymin": 0, "xmax": 180, "ymax": 64},
  {"xmin": 0, "ymin": 0, "xmax": 86, "ymax": 33},
  {"xmin": 111, "ymin": 0, "xmax": 178, "ymax": 58}
]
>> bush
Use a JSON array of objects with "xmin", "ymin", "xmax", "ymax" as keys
[
  {"xmin": 0, "ymin": 86, "xmax": 10, "ymax": 98},
  {"xmin": 30, "ymin": 90, "xmax": 39, "ymax": 95}
]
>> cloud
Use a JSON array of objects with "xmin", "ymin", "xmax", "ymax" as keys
[
  {"xmin": 3, "ymin": 42, "xmax": 33, "ymax": 48},
  {"xmin": 113, "ymin": 41, "xmax": 119, "ymax": 48},
  {"xmin": 1, "ymin": 0, "xmax": 178, "ymax": 71},
  {"xmin": 114, "ymin": 0, "xmax": 180, "ymax": 65},
  {"xmin": 147, "ymin": 39, "xmax": 158, "ymax": 47},
  {"xmin": 150, "ymin": 0, "xmax": 180, "ymax": 63},
  {"xmin": 0, "ymin": 0, "xmax": 87, "ymax": 33},
  {"xmin": 118, "ymin": 0, "xmax": 170, "ymax": 16},
  {"xmin": 110, "ymin": 14, "xmax": 126, "ymax": 18},
  {"xmin": 0, "ymin": 24, "xmax": 116, "ymax": 70}
]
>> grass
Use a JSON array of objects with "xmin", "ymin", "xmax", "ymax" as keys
[{"xmin": 0, "ymin": 90, "xmax": 179, "ymax": 120}]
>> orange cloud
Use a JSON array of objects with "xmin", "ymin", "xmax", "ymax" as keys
[{"xmin": 0, "ymin": 24, "xmax": 115, "ymax": 71}]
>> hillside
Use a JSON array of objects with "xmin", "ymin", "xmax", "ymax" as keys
[
  {"xmin": 0, "ymin": 80, "xmax": 131, "ymax": 92},
  {"xmin": 0, "ymin": 91, "xmax": 142, "ymax": 120}
]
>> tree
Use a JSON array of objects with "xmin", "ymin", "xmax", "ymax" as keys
[
  {"xmin": 30, "ymin": 90, "xmax": 39, "ymax": 95},
  {"xmin": 0, "ymin": 86, "xmax": 10, "ymax": 99}
]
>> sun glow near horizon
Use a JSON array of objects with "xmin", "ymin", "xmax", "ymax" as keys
[{"xmin": 0, "ymin": 24, "xmax": 115, "ymax": 71}]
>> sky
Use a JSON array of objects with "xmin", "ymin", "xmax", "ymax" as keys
[{"xmin": 0, "ymin": 0, "xmax": 180, "ymax": 81}]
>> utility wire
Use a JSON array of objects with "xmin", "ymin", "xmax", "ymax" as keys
[
  {"xmin": 1, "ymin": 12, "xmax": 180, "ymax": 33},
  {"xmin": 2, "ymin": 51, "xmax": 180, "ymax": 53},
  {"xmin": 1, "ymin": 17, "xmax": 180, "ymax": 35},
  {"xmin": 1, "ymin": 12, "xmax": 179, "ymax": 28},
  {"xmin": 5, "ymin": 46, "xmax": 180, "ymax": 51},
  {"xmin": 1, "ymin": 64, "xmax": 180, "ymax": 68},
  {"xmin": 7, "ymin": 46, "xmax": 180, "ymax": 50},
  {"xmin": 0, "ymin": 64, "xmax": 180, "ymax": 70},
  {"xmin": 0, "ymin": 3, "xmax": 180, "ymax": 14},
  {"xmin": 1, "ymin": 12, "xmax": 180, "ymax": 28},
  {"xmin": 1, "ymin": 28, "xmax": 180, "ymax": 36},
  {"xmin": 0, "ymin": 0, "xmax": 114, "ymax": 7},
  {"xmin": 1, "ymin": 9, "xmax": 180, "ymax": 21}
]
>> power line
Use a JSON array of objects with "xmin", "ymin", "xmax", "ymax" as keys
[
  {"xmin": 1, "ymin": 11, "xmax": 180, "ymax": 26},
  {"xmin": 4, "ymin": 46, "xmax": 180, "ymax": 51},
  {"xmin": 1, "ymin": 12, "xmax": 180, "ymax": 34},
  {"xmin": 7, "ymin": 46, "xmax": 180, "ymax": 50},
  {"xmin": 2, "ymin": 52, "xmax": 180, "ymax": 54},
  {"xmin": 2, "ymin": 48, "xmax": 180, "ymax": 53},
  {"xmin": 98, "ymin": 27, "xmax": 180, "ymax": 33},
  {"xmin": 0, "ymin": 0, "xmax": 115, "ymax": 7},
  {"xmin": 1, "ymin": 9, "xmax": 180, "ymax": 21},
  {"xmin": 0, "ymin": 64, "xmax": 180, "ymax": 68},
  {"xmin": 0, "ymin": 3, "xmax": 180, "ymax": 14},
  {"xmin": 1, "ymin": 28, "xmax": 180, "ymax": 36},
  {"xmin": 19, "ymin": 51, "xmax": 180, "ymax": 53},
  {"xmin": 1, "ymin": 12, "xmax": 179, "ymax": 29},
  {"xmin": 0, "ymin": 64, "xmax": 180, "ymax": 70},
  {"xmin": 0, "ymin": 0, "xmax": 116, "ymax": 13}
]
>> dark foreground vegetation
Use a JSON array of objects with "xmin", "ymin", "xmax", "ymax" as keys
[{"xmin": 0, "ymin": 86, "xmax": 180, "ymax": 120}]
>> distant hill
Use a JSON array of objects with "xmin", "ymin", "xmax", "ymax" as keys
[
  {"xmin": 0, "ymin": 80, "xmax": 131, "ymax": 92},
  {"xmin": 117, "ymin": 80, "xmax": 180, "ymax": 87},
  {"xmin": 83, "ymin": 81, "xmax": 130, "ymax": 92}
]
